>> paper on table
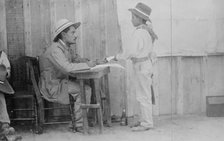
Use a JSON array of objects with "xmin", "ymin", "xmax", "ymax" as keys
[
  {"xmin": 90, "ymin": 63, "xmax": 125, "ymax": 70},
  {"xmin": 106, "ymin": 56, "xmax": 115, "ymax": 62}
]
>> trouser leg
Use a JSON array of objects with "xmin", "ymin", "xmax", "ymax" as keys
[
  {"xmin": 68, "ymin": 81, "xmax": 91, "ymax": 127},
  {"xmin": 135, "ymin": 72, "xmax": 153, "ymax": 128},
  {"xmin": 0, "ymin": 93, "xmax": 10, "ymax": 124}
]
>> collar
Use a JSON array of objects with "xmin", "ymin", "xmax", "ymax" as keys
[
  {"xmin": 136, "ymin": 24, "xmax": 146, "ymax": 30},
  {"xmin": 58, "ymin": 39, "xmax": 70, "ymax": 52}
]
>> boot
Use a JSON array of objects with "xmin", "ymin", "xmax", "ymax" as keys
[
  {"xmin": 0, "ymin": 123, "xmax": 15, "ymax": 135},
  {"xmin": 5, "ymin": 134, "xmax": 22, "ymax": 141}
]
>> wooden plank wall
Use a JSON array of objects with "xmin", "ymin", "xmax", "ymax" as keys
[
  {"xmin": 1, "ymin": 0, "xmax": 224, "ymax": 117},
  {"xmin": 5, "ymin": 0, "xmax": 25, "ymax": 59},
  {"xmin": 156, "ymin": 55, "xmax": 224, "ymax": 115},
  {"xmin": 0, "ymin": 0, "xmax": 7, "ymax": 52}
]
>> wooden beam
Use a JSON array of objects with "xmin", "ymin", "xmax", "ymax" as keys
[
  {"xmin": 73, "ymin": 0, "xmax": 83, "ymax": 56},
  {"xmin": 0, "ymin": 0, "xmax": 7, "ymax": 52},
  {"xmin": 50, "ymin": 0, "xmax": 56, "ymax": 42},
  {"xmin": 100, "ymin": 0, "xmax": 107, "ymax": 58},
  {"xmin": 176, "ymin": 56, "xmax": 184, "ymax": 115},
  {"xmin": 201, "ymin": 56, "xmax": 208, "ymax": 113},
  {"xmin": 23, "ymin": 0, "xmax": 32, "ymax": 56}
]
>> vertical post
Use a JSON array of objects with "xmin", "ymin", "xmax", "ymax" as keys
[
  {"xmin": 73, "ymin": 0, "xmax": 83, "ymax": 56},
  {"xmin": 79, "ymin": 80, "xmax": 88, "ymax": 134},
  {"xmin": 0, "ymin": 0, "xmax": 7, "ymax": 52},
  {"xmin": 50, "ymin": 0, "xmax": 56, "ymax": 42},
  {"xmin": 69, "ymin": 95, "xmax": 76, "ymax": 132},
  {"xmin": 176, "ymin": 56, "xmax": 184, "ymax": 115},
  {"xmin": 94, "ymin": 79, "xmax": 103, "ymax": 133},
  {"xmin": 23, "ymin": 0, "xmax": 32, "ymax": 56},
  {"xmin": 104, "ymin": 73, "xmax": 112, "ymax": 126},
  {"xmin": 201, "ymin": 56, "xmax": 208, "ymax": 113},
  {"xmin": 100, "ymin": 0, "xmax": 107, "ymax": 58}
]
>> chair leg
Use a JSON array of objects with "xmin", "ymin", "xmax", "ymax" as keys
[
  {"xmin": 97, "ymin": 107, "xmax": 103, "ymax": 133},
  {"xmin": 37, "ymin": 101, "xmax": 44, "ymax": 134},
  {"xmin": 69, "ymin": 95, "xmax": 76, "ymax": 132},
  {"xmin": 33, "ymin": 97, "xmax": 39, "ymax": 134}
]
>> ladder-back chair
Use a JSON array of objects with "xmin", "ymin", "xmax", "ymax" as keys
[
  {"xmin": 24, "ymin": 56, "xmax": 76, "ymax": 134},
  {"xmin": 7, "ymin": 57, "xmax": 38, "ymax": 133}
]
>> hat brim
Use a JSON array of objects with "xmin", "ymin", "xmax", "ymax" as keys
[
  {"xmin": 128, "ymin": 8, "xmax": 151, "ymax": 23},
  {"xmin": 53, "ymin": 22, "xmax": 81, "ymax": 42},
  {"xmin": 0, "ymin": 79, "xmax": 15, "ymax": 94}
]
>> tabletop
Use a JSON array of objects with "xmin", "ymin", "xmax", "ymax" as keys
[{"xmin": 69, "ymin": 66, "xmax": 110, "ymax": 79}]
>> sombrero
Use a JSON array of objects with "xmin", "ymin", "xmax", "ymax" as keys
[{"xmin": 128, "ymin": 2, "xmax": 152, "ymax": 22}]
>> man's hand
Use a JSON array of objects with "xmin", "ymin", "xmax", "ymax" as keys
[
  {"xmin": 73, "ymin": 54, "xmax": 89, "ymax": 63},
  {"xmin": 73, "ymin": 57, "xmax": 89, "ymax": 63},
  {"xmin": 96, "ymin": 58, "xmax": 108, "ymax": 65},
  {"xmin": 86, "ymin": 61, "xmax": 97, "ymax": 67}
]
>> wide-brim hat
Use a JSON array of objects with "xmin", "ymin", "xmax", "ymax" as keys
[
  {"xmin": 53, "ymin": 19, "xmax": 81, "ymax": 42},
  {"xmin": 128, "ymin": 2, "xmax": 152, "ymax": 22},
  {"xmin": 0, "ymin": 65, "xmax": 14, "ymax": 95}
]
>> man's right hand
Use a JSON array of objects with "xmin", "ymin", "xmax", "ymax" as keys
[{"xmin": 86, "ymin": 61, "xmax": 97, "ymax": 67}]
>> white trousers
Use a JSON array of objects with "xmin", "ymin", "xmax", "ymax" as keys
[{"xmin": 133, "ymin": 60, "xmax": 153, "ymax": 127}]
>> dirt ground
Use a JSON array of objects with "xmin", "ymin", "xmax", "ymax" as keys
[{"xmin": 14, "ymin": 115, "xmax": 224, "ymax": 141}]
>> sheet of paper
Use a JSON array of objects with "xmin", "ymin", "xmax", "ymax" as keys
[
  {"xmin": 90, "ymin": 63, "xmax": 125, "ymax": 70},
  {"xmin": 106, "ymin": 56, "xmax": 115, "ymax": 62}
]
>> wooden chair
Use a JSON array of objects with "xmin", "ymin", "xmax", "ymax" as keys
[
  {"xmin": 6, "ymin": 57, "xmax": 38, "ymax": 133},
  {"xmin": 22, "ymin": 56, "xmax": 77, "ymax": 134}
]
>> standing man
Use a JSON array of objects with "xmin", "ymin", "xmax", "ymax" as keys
[
  {"xmin": 113, "ymin": 3, "xmax": 158, "ymax": 131},
  {"xmin": 39, "ymin": 19, "xmax": 96, "ymax": 129}
]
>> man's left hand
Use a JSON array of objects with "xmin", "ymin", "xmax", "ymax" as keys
[{"xmin": 96, "ymin": 58, "xmax": 108, "ymax": 65}]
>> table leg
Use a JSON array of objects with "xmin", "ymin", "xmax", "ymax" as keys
[
  {"xmin": 104, "ymin": 74, "xmax": 112, "ymax": 126},
  {"xmin": 94, "ymin": 79, "xmax": 103, "ymax": 133},
  {"xmin": 79, "ymin": 80, "xmax": 88, "ymax": 134},
  {"xmin": 88, "ymin": 79, "xmax": 97, "ymax": 126}
]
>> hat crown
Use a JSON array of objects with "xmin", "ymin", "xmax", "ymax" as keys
[
  {"xmin": 55, "ymin": 19, "xmax": 71, "ymax": 33},
  {"xmin": 135, "ymin": 2, "xmax": 151, "ymax": 17},
  {"xmin": 53, "ymin": 19, "xmax": 80, "ymax": 42}
]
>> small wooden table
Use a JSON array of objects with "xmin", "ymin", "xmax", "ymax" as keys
[{"xmin": 69, "ymin": 66, "xmax": 111, "ymax": 134}]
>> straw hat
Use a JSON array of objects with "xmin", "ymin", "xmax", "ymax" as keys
[
  {"xmin": 53, "ymin": 19, "xmax": 81, "ymax": 42},
  {"xmin": 0, "ymin": 65, "xmax": 14, "ymax": 94},
  {"xmin": 128, "ymin": 2, "xmax": 152, "ymax": 22}
]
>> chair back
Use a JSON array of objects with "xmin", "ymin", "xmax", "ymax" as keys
[{"xmin": 23, "ymin": 56, "xmax": 43, "ymax": 104}]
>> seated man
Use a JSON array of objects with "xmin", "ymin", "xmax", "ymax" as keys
[
  {"xmin": 39, "ymin": 19, "xmax": 105, "ymax": 129},
  {"xmin": 0, "ymin": 50, "xmax": 22, "ymax": 141}
]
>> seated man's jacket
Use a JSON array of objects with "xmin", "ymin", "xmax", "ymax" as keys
[{"xmin": 39, "ymin": 40, "xmax": 89, "ymax": 104}]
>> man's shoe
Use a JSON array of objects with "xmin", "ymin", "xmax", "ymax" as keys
[
  {"xmin": 131, "ymin": 125, "xmax": 152, "ymax": 132},
  {"xmin": 0, "ymin": 124, "xmax": 15, "ymax": 135},
  {"xmin": 129, "ymin": 121, "xmax": 140, "ymax": 128},
  {"xmin": 5, "ymin": 134, "xmax": 22, "ymax": 141}
]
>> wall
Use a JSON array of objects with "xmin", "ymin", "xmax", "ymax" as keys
[
  {"xmin": 0, "ymin": 0, "xmax": 224, "ymax": 117},
  {"xmin": 116, "ymin": 0, "xmax": 224, "ymax": 56},
  {"xmin": 116, "ymin": 0, "xmax": 224, "ymax": 116},
  {"xmin": 0, "ymin": 0, "xmax": 125, "ymax": 116}
]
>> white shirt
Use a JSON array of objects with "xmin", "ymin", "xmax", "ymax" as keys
[{"xmin": 117, "ymin": 24, "xmax": 153, "ymax": 60}]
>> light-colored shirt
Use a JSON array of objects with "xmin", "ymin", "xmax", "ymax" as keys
[{"xmin": 117, "ymin": 24, "xmax": 153, "ymax": 60}]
